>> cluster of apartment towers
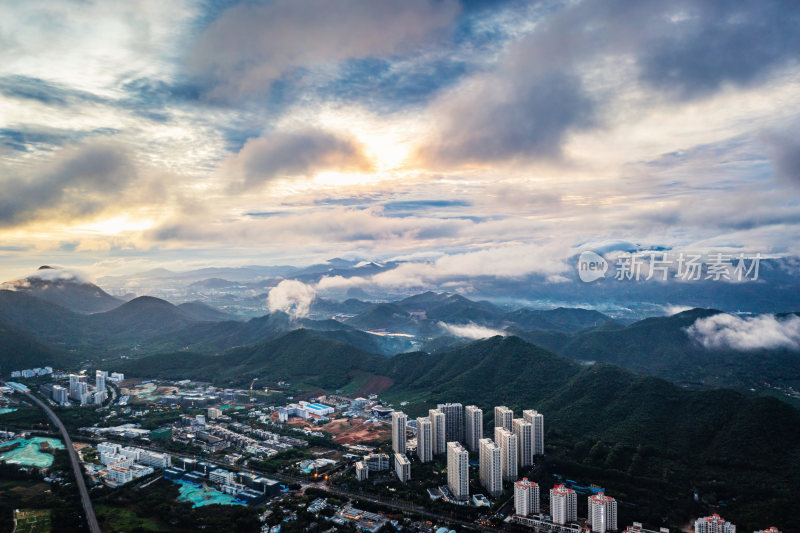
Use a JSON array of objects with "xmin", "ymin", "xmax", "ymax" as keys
[{"xmin": 387, "ymin": 404, "xmax": 613, "ymax": 529}]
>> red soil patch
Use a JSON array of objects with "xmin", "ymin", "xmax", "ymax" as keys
[
  {"xmin": 355, "ymin": 375, "xmax": 394, "ymax": 397},
  {"xmin": 320, "ymin": 417, "xmax": 390, "ymax": 445}
]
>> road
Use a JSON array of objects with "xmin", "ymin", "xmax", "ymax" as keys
[{"xmin": 23, "ymin": 391, "xmax": 102, "ymax": 533}]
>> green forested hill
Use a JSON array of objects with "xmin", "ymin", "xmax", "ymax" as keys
[
  {"xmin": 107, "ymin": 332, "xmax": 800, "ymax": 529},
  {"xmin": 0, "ymin": 321, "xmax": 76, "ymax": 369}
]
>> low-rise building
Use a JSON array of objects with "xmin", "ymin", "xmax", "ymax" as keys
[
  {"xmin": 695, "ymin": 515, "xmax": 735, "ymax": 533},
  {"xmin": 363, "ymin": 453, "xmax": 390, "ymax": 472},
  {"xmin": 394, "ymin": 453, "xmax": 410, "ymax": 483},
  {"xmin": 355, "ymin": 461, "xmax": 368, "ymax": 481}
]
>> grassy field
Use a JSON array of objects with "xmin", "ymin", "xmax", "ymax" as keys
[
  {"xmin": 95, "ymin": 505, "xmax": 164, "ymax": 532},
  {"xmin": 13, "ymin": 509, "xmax": 51, "ymax": 533}
]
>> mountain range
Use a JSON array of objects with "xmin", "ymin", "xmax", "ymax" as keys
[
  {"xmin": 114, "ymin": 334, "xmax": 800, "ymax": 528},
  {"xmin": 2, "ymin": 269, "xmax": 798, "ymax": 399},
  {"xmin": 2, "ymin": 267, "xmax": 799, "ymax": 529}
]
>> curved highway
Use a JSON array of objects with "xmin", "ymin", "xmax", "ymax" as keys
[{"xmin": 23, "ymin": 391, "xmax": 102, "ymax": 533}]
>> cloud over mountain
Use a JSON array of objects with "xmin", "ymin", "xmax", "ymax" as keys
[{"xmin": 686, "ymin": 313, "xmax": 800, "ymax": 351}]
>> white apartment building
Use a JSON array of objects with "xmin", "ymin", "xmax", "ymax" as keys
[
  {"xmin": 447, "ymin": 442, "xmax": 469, "ymax": 501},
  {"xmin": 694, "ymin": 515, "xmax": 736, "ymax": 533},
  {"xmin": 364, "ymin": 453, "xmax": 390, "ymax": 471},
  {"xmin": 479, "ymin": 438, "xmax": 502, "ymax": 498},
  {"xmin": 394, "ymin": 453, "xmax": 411, "ymax": 483},
  {"xmin": 588, "ymin": 492, "xmax": 618, "ymax": 532},
  {"xmin": 417, "ymin": 416, "xmax": 433, "ymax": 463},
  {"xmin": 355, "ymin": 461, "xmax": 368, "ymax": 481},
  {"xmin": 512, "ymin": 418, "xmax": 533, "ymax": 468},
  {"xmin": 523, "ymin": 409, "xmax": 544, "ymax": 456},
  {"xmin": 391, "ymin": 411, "xmax": 407, "ymax": 454},
  {"xmin": 429, "ymin": 409, "xmax": 446, "ymax": 455},
  {"xmin": 52, "ymin": 385, "xmax": 68, "ymax": 405},
  {"xmin": 465, "ymin": 405, "xmax": 483, "ymax": 452},
  {"xmin": 437, "ymin": 403, "xmax": 464, "ymax": 443},
  {"xmin": 514, "ymin": 478, "xmax": 540, "ymax": 516},
  {"xmin": 495, "ymin": 427, "xmax": 518, "ymax": 482},
  {"xmin": 494, "ymin": 406, "xmax": 513, "ymax": 431},
  {"xmin": 550, "ymin": 484, "xmax": 577, "ymax": 525}
]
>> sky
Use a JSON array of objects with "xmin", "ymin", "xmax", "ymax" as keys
[{"xmin": 1, "ymin": 0, "xmax": 799, "ymax": 284}]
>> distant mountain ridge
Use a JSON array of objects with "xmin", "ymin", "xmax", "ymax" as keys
[
  {"xmin": 1, "ymin": 265, "xmax": 121, "ymax": 313},
  {"xmin": 518, "ymin": 308, "xmax": 800, "ymax": 391}
]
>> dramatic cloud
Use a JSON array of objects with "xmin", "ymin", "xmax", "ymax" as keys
[
  {"xmin": 0, "ymin": 141, "xmax": 137, "ymax": 226},
  {"xmin": 422, "ymin": 71, "xmax": 594, "ymax": 164},
  {"xmin": 2, "ymin": 0, "xmax": 800, "ymax": 284},
  {"xmin": 439, "ymin": 322, "xmax": 506, "ymax": 340},
  {"xmin": 187, "ymin": 0, "xmax": 461, "ymax": 100},
  {"xmin": 686, "ymin": 313, "xmax": 800, "ymax": 351},
  {"xmin": 223, "ymin": 129, "xmax": 372, "ymax": 189},
  {"xmin": 267, "ymin": 279, "xmax": 317, "ymax": 319},
  {"xmin": 636, "ymin": 0, "xmax": 800, "ymax": 98}
]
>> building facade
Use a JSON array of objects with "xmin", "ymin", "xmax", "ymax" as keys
[
  {"xmin": 494, "ymin": 406, "xmax": 514, "ymax": 432},
  {"xmin": 394, "ymin": 453, "xmax": 411, "ymax": 483},
  {"xmin": 694, "ymin": 515, "xmax": 736, "ymax": 533},
  {"xmin": 479, "ymin": 438, "xmax": 502, "ymax": 498},
  {"xmin": 495, "ymin": 427, "xmax": 518, "ymax": 482},
  {"xmin": 429, "ymin": 409, "xmax": 446, "ymax": 455},
  {"xmin": 550, "ymin": 484, "xmax": 577, "ymax": 525},
  {"xmin": 512, "ymin": 418, "xmax": 533, "ymax": 468},
  {"xmin": 465, "ymin": 405, "xmax": 483, "ymax": 452},
  {"xmin": 447, "ymin": 442, "xmax": 469, "ymax": 501},
  {"xmin": 589, "ymin": 492, "xmax": 618, "ymax": 533},
  {"xmin": 437, "ymin": 403, "xmax": 464, "ymax": 443},
  {"xmin": 355, "ymin": 461, "xmax": 368, "ymax": 481},
  {"xmin": 391, "ymin": 411, "xmax": 407, "ymax": 454},
  {"xmin": 416, "ymin": 416, "xmax": 433, "ymax": 463},
  {"xmin": 364, "ymin": 453, "xmax": 390, "ymax": 471},
  {"xmin": 523, "ymin": 409, "xmax": 544, "ymax": 456},
  {"xmin": 514, "ymin": 478, "xmax": 540, "ymax": 516}
]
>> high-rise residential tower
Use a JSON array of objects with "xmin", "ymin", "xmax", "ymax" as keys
[
  {"xmin": 495, "ymin": 405, "xmax": 514, "ymax": 431},
  {"xmin": 512, "ymin": 418, "xmax": 533, "ymax": 468},
  {"xmin": 447, "ymin": 442, "xmax": 469, "ymax": 501},
  {"xmin": 416, "ymin": 416, "xmax": 433, "ymax": 463},
  {"xmin": 588, "ymin": 492, "xmax": 618, "ymax": 532},
  {"xmin": 392, "ymin": 411, "xmax": 407, "ymax": 454},
  {"xmin": 523, "ymin": 409, "xmax": 544, "ymax": 456},
  {"xmin": 478, "ymin": 438, "xmax": 502, "ymax": 498},
  {"xmin": 437, "ymin": 403, "xmax": 464, "ymax": 443},
  {"xmin": 514, "ymin": 478, "xmax": 540, "ymax": 516},
  {"xmin": 429, "ymin": 409, "xmax": 446, "ymax": 455},
  {"xmin": 465, "ymin": 405, "xmax": 483, "ymax": 452},
  {"xmin": 495, "ymin": 427, "xmax": 518, "ymax": 482},
  {"xmin": 550, "ymin": 484, "xmax": 577, "ymax": 525}
]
